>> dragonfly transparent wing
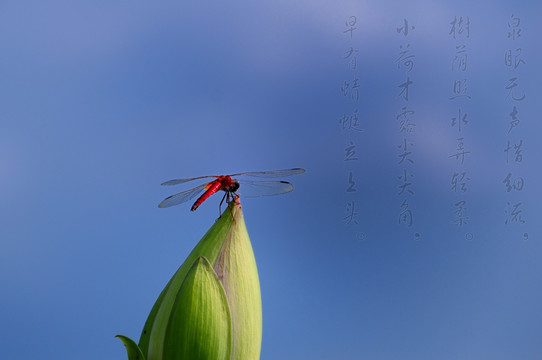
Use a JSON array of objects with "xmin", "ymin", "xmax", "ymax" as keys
[
  {"xmin": 230, "ymin": 168, "xmax": 306, "ymax": 178},
  {"xmin": 161, "ymin": 175, "xmax": 217, "ymax": 186},
  {"xmin": 237, "ymin": 180, "xmax": 294, "ymax": 198},
  {"xmin": 158, "ymin": 183, "xmax": 208, "ymax": 208}
]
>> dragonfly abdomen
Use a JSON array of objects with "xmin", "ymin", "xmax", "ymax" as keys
[{"xmin": 191, "ymin": 180, "xmax": 222, "ymax": 211}]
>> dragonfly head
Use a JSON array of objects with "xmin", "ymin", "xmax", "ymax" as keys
[{"xmin": 231, "ymin": 179, "xmax": 240, "ymax": 193}]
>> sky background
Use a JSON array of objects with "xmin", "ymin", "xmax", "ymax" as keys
[{"xmin": 1, "ymin": 1, "xmax": 541, "ymax": 359}]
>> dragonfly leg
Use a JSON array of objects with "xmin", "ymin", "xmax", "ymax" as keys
[
  {"xmin": 222, "ymin": 192, "xmax": 236, "ymax": 222},
  {"xmin": 218, "ymin": 192, "xmax": 228, "ymax": 217}
]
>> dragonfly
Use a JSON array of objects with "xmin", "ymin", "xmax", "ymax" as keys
[{"xmin": 158, "ymin": 168, "xmax": 306, "ymax": 213}]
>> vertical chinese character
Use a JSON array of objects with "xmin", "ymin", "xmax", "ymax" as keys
[
  {"xmin": 344, "ymin": 16, "xmax": 357, "ymax": 38},
  {"xmin": 504, "ymin": 48, "xmax": 525, "ymax": 69},
  {"xmin": 398, "ymin": 199, "xmax": 413, "ymax": 227},
  {"xmin": 397, "ymin": 107, "xmax": 416, "ymax": 133},
  {"xmin": 346, "ymin": 171, "xmax": 357, "ymax": 193},
  {"xmin": 449, "ymin": 16, "xmax": 470, "ymax": 39},
  {"xmin": 502, "ymin": 14, "xmax": 527, "ymax": 231},
  {"xmin": 344, "ymin": 141, "xmax": 359, "ymax": 162},
  {"xmin": 344, "ymin": 47, "xmax": 359, "ymax": 70},
  {"xmin": 339, "ymin": 15, "xmax": 363, "ymax": 235},
  {"xmin": 451, "ymin": 108, "xmax": 468, "ymax": 132},
  {"xmin": 397, "ymin": 168, "xmax": 414, "ymax": 196},
  {"xmin": 398, "ymin": 77, "xmax": 413, "ymax": 101},
  {"xmin": 395, "ymin": 44, "xmax": 415, "ymax": 72},
  {"xmin": 338, "ymin": 108, "xmax": 363, "ymax": 132},
  {"xmin": 396, "ymin": 18, "xmax": 415, "ymax": 36},
  {"xmin": 449, "ymin": 137, "xmax": 471, "ymax": 165},
  {"xmin": 447, "ymin": 16, "xmax": 472, "ymax": 232},
  {"xmin": 395, "ymin": 18, "xmax": 417, "ymax": 229},
  {"xmin": 452, "ymin": 45, "xmax": 468, "ymax": 71},
  {"xmin": 343, "ymin": 201, "xmax": 359, "ymax": 225},
  {"xmin": 504, "ymin": 202, "xmax": 525, "ymax": 224},
  {"xmin": 451, "ymin": 172, "xmax": 470, "ymax": 193},
  {"xmin": 507, "ymin": 14, "xmax": 521, "ymax": 40},
  {"xmin": 449, "ymin": 79, "xmax": 471, "ymax": 100},
  {"xmin": 507, "ymin": 106, "xmax": 520, "ymax": 133},
  {"xmin": 453, "ymin": 200, "xmax": 469, "ymax": 226},
  {"xmin": 505, "ymin": 77, "xmax": 526, "ymax": 101}
]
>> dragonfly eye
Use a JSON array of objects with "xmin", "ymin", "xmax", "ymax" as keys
[{"xmin": 232, "ymin": 180, "xmax": 240, "ymax": 192}]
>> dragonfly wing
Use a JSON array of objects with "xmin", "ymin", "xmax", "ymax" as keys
[
  {"xmin": 158, "ymin": 183, "xmax": 208, "ymax": 208},
  {"xmin": 237, "ymin": 180, "xmax": 295, "ymax": 198},
  {"xmin": 161, "ymin": 175, "xmax": 217, "ymax": 186},
  {"xmin": 230, "ymin": 168, "xmax": 306, "ymax": 178}
]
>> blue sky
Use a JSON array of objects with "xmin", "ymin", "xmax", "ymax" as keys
[{"xmin": 1, "ymin": 1, "xmax": 541, "ymax": 359}]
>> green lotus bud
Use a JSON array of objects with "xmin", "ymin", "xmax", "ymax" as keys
[
  {"xmin": 117, "ymin": 197, "xmax": 262, "ymax": 360},
  {"xmin": 163, "ymin": 256, "xmax": 232, "ymax": 359}
]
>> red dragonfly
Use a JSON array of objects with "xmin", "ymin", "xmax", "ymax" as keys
[{"xmin": 158, "ymin": 168, "xmax": 305, "ymax": 212}]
